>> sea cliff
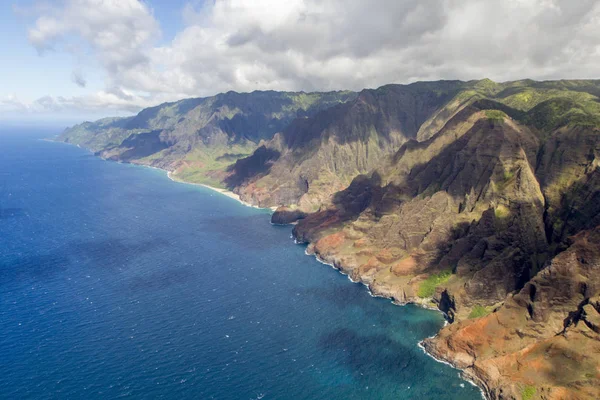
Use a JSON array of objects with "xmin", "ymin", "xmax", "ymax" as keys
[{"xmin": 58, "ymin": 78, "xmax": 600, "ymax": 399}]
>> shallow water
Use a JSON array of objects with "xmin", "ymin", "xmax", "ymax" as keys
[{"xmin": 0, "ymin": 128, "xmax": 482, "ymax": 399}]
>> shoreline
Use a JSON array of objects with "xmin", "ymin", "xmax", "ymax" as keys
[
  {"xmin": 298, "ymin": 239, "xmax": 488, "ymax": 400},
  {"xmin": 46, "ymin": 138, "xmax": 277, "ymax": 212},
  {"xmin": 166, "ymin": 171, "xmax": 277, "ymax": 211},
  {"xmin": 417, "ymin": 340, "xmax": 488, "ymax": 399},
  {"xmin": 50, "ymin": 137, "xmax": 486, "ymax": 399}
]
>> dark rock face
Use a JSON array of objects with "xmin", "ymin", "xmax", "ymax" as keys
[
  {"xmin": 270, "ymin": 207, "xmax": 308, "ymax": 225},
  {"xmin": 584, "ymin": 298, "xmax": 600, "ymax": 334},
  {"xmin": 225, "ymin": 146, "xmax": 281, "ymax": 188},
  {"xmin": 229, "ymin": 82, "xmax": 469, "ymax": 209},
  {"xmin": 536, "ymin": 125, "xmax": 600, "ymax": 246},
  {"xmin": 115, "ymin": 130, "xmax": 170, "ymax": 161},
  {"xmin": 438, "ymin": 290, "xmax": 456, "ymax": 323}
]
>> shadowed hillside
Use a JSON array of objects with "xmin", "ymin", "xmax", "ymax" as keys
[{"xmin": 58, "ymin": 90, "xmax": 356, "ymax": 188}]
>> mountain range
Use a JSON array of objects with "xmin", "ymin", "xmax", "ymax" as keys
[{"xmin": 57, "ymin": 79, "xmax": 600, "ymax": 400}]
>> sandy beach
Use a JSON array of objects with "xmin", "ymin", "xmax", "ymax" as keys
[{"xmin": 166, "ymin": 171, "xmax": 277, "ymax": 211}]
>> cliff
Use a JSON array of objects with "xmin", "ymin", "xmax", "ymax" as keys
[
  {"xmin": 226, "ymin": 81, "xmax": 474, "ymax": 209},
  {"xmin": 229, "ymin": 79, "xmax": 600, "ymax": 211},
  {"xmin": 58, "ymin": 79, "xmax": 600, "ymax": 399},
  {"xmin": 282, "ymin": 81, "xmax": 600, "ymax": 399},
  {"xmin": 423, "ymin": 226, "xmax": 600, "ymax": 400},
  {"xmin": 58, "ymin": 90, "xmax": 356, "ymax": 188}
]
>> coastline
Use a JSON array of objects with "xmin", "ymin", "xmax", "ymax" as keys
[
  {"xmin": 166, "ymin": 171, "xmax": 277, "ymax": 211},
  {"xmin": 299, "ymin": 240, "xmax": 489, "ymax": 400},
  {"xmin": 417, "ymin": 340, "xmax": 489, "ymax": 399},
  {"xmin": 47, "ymin": 138, "xmax": 277, "ymax": 212},
  {"xmin": 306, "ymin": 239, "xmax": 488, "ymax": 399},
  {"xmin": 50, "ymin": 137, "xmax": 486, "ymax": 399}
]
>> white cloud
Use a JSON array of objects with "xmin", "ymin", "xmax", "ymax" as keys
[
  {"xmin": 0, "ymin": 90, "xmax": 176, "ymax": 117},
  {"xmin": 0, "ymin": 94, "xmax": 30, "ymax": 112},
  {"xmin": 17, "ymin": 0, "xmax": 600, "ymax": 116},
  {"xmin": 27, "ymin": 0, "xmax": 160, "ymax": 85}
]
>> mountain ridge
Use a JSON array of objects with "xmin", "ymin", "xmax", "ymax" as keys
[
  {"xmin": 56, "ymin": 78, "xmax": 600, "ymax": 400},
  {"xmin": 59, "ymin": 89, "xmax": 356, "ymax": 187}
]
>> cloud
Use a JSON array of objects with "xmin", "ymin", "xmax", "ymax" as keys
[
  {"xmin": 71, "ymin": 70, "xmax": 87, "ymax": 87},
  {"xmin": 27, "ymin": 0, "xmax": 159, "ymax": 84},
  {"xmin": 156, "ymin": 0, "xmax": 600, "ymax": 93},
  {"xmin": 0, "ymin": 90, "xmax": 172, "ymax": 117},
  {"xmin": 0, "ymin": 94, "xmax": 30, "ymax": 112},
  {"xmin": 20, "ymin": 0, "xmax": 600, "ymax": 116}
]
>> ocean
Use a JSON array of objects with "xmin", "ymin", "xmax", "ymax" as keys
[{"xmin": 0, "ymin": 127, "xmax": 482, "ymax": 399}]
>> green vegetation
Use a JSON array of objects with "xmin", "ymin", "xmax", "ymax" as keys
[
  {"xmin": 174, "ymin": 173, "xmax": 226, "ymax": 189},
  {"xmin": 172, "ymin": 143, "xmax": 257, "ymax": 188},
  {"xmin": 283, "ymin": 92, "xmax": 321, "ymax": 111},
  {"xmin": 417, "ymin": 269, "xmax": 452, "ymax": 298},
  {"xmin": 474, "ymin": 78, "xmax": 502, "ymax": 95},
  {"xmin": 494, "ymin": 204, "xmax": 511, "ymax": 219},
  {"xmin": 279, "ymin": 91, "xmax": 356, "ymax": 117},
  {"xmin": 499, "ymin": 87, "xmax": 598, "ymax": 111},
  {"xmin": 468, "ymin": 305, "xmax": 491, "ymax": 319},
  {"xmin": 454, "ymin": 89, "xmax": 483, "ymax": 103},
  {"xmin": 444, "ymin": 81, "xmax": 600, "ymax": 134},
  {"xmin": 219, "ymin": 105, "xmax": 242, "ymax": 120},
  {"xmin": 488, "ymin": 85, "xmax": 600, "ymax": 132},
  {"xmin": 494, "ymin": 169, "xmax": 515, "ymax": 192},
  {"xmin": 485, "ymin": 110, "xmax": 506, "ymax": 123},
  {"xmin": 525, "ymin": 97, "xmax": 600, "ymax": 131},
  {"xmin": 521, "ymin": 385, "xmax": 536, "ymax": 400}
]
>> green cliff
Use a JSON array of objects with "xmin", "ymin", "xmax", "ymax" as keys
[{"xmin": 58, "ymin": 90, "xmax": 356, "ymax": 187}]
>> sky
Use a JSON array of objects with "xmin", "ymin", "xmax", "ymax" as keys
[{"xmin": 1, "ymin": 0, "xmax": 600, "ymax": 123}]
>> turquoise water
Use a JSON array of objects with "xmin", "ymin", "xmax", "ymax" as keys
[{"xmin": 0, "ymin": 128, "xmax": 482, "ymax": 399}]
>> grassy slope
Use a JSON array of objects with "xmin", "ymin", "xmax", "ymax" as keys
[{"xmin": 169, "ymin": 143, "xmax": 257, "ymax": 188}]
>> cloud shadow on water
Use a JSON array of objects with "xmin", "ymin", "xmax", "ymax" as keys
[
  {"xmin": 0, "ymin": 253, "xmax": 70, "ymax": 284},
  {"xmin": 200, "ymin": 214, "xmax": 286, "ymax": 251},
  {"xmin": 318, "ymin": 327, "xmax": 416, "ymax": 380},
  {"xmin": 0, "ymin": 237, "xmax": 170, "ymax": 287},
  {"xmin": 0, "ymin": 208, "xmax": 27, "ymax": 219}
]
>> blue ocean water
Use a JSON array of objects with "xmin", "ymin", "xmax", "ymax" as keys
[{"xmin": 0, "ymin": 128, "xmax": 482, "ymax": 400}]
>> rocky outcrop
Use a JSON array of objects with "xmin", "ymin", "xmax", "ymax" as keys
[
  {"xmin": 270, "ymin": 206, "xmax": 308, "ymax": 225},
  {"xmin": 423, "ymin": 226, "xmax": 600, "ymax": 400}
]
